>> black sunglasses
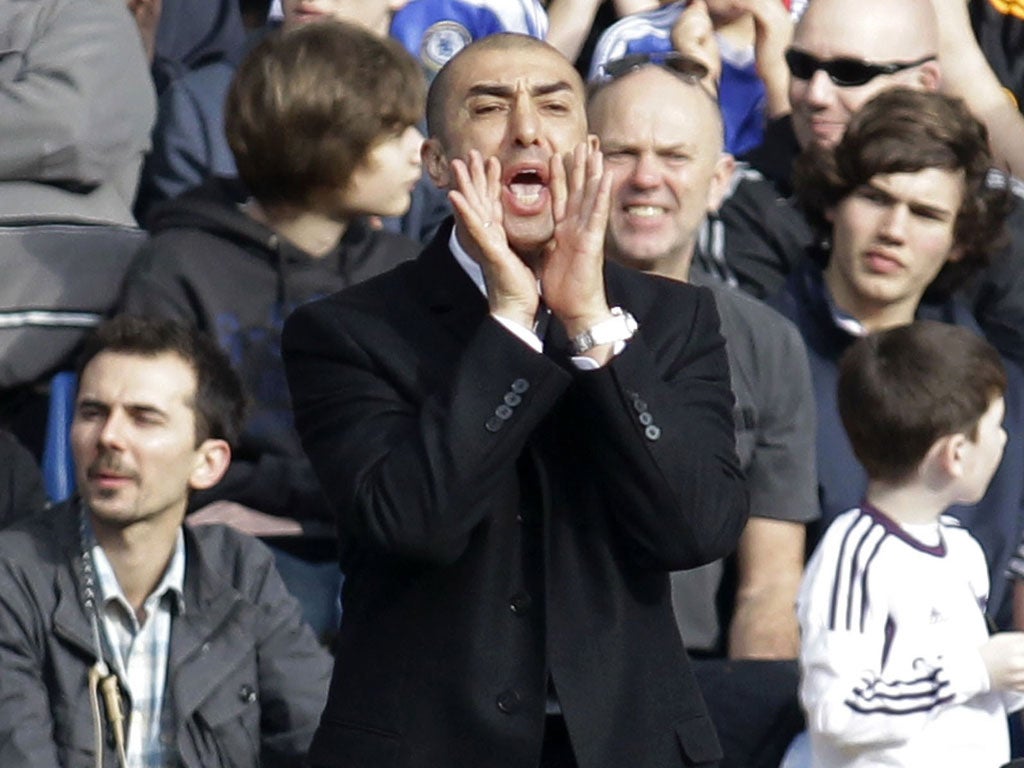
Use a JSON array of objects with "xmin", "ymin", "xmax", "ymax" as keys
[
  {"xmin": 784, "ymin": 48, "xmax": 936, "ymax": 87},
  {"xmin": 597, "ymin": 51, "xmax": 710, "ymax": 84}
]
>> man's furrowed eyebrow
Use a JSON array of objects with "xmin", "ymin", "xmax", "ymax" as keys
[
  {"xmin": 466, "ymin": 83, "xmax": 514, "ymax": 99},
  {"xmin": 76, "ymin": 397, "xmax": 108, "ymax": 411},
  {"xmin": 76, "ymin": 397, "xmax": 170, "ymax": 419},
  {"xmin": 125, "ymin": 404, "xmax": 170, "ymax": 419},
  {"xmin": 466, "ymin": 81, "xmax": 577, "ymax": 99},
  {"xmin": 601, "ymin": 140, "xmax": 696, "ymax": 154},
  {"xmin": 910, "ymin": 202, "xmax": 955, "ymax": 220},
  {"xmin": 862, "ymin": 181, "xmax": 956, "ymax": 218},
  {"xmin": 531, "ymin": 81, "xmax": 576, "ymax": 98}
]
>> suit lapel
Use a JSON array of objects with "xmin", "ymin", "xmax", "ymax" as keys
[{"xmin": 415, "ymin": 221, "xmax": 488, "ymax": 346}]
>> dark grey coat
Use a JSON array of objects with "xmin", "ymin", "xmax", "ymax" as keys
[{"xmin": 0, "ymin": 499, "xmax": 332, "ymax": 767}]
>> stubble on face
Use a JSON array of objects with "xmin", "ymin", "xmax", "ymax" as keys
[
  {"xmin": 589, "ymin": 67, "xmax": 728, "ymax": 282},
  {"xmin": 72, "ymin": 352, "xmax": 203, "ymax": 534},
  {"xmin": 430, "ymin": 40, "xmax": 591, "ymax": 259},
  {"xmin": 824, "ymin": 169, "xmax": 963, "ymax": 330}
]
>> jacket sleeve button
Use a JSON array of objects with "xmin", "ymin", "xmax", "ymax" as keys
[
  {"xmin": 504, "ymin": 392, "xmax": 522, "ymax": 407},
  {"xmin": 485, "ymin": 415, "xmax": 504, "ymax": 432},
  {"xmin": 509, "ymin": 592, "xmax": 532, "ymax": 615},
  {"xmin": 644, "ymin": 424, "xmax": 661, "ymax": 441},
  {"xmin": 238, "ymin": 684, "xmax": 257, "ymax": 703},
  {"xmin": 496, "ymin": 689, "xmax": 521, "ymax": 714},
  {"xmin": 495, "ymin": 404, "xmax": 514, "ymax": 420},
  {"xmin": 511, "ymin": 378, "xmax": 530, "ymax": 394}
]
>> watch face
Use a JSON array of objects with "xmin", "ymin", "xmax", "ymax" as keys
[{"xmin": 571, "ymin": 308, "xmax": 637, "ymax": 353}]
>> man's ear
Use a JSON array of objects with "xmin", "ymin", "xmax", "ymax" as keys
[
  {"xmin": 189, "ymin": 439, "xmax": 231, "ymax": 491},
  {"xmin": 707, "ymin": 152, "xmax": 736, "ymax": 214},
  {"xmin": 917, "ymin": 59, "xmax": 942, "ymax": 93},
  {"xmin": 936, "ymin": 433, "xmax": 968, "ymax": 479},
  {"xmin": 423, "ymin": 138, "xmax": 452, "ymax": 189}
]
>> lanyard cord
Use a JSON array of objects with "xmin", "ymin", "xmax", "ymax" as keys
[{"xmin": 77, "ymin": 503, "xmax": 129, "ymax": 768}]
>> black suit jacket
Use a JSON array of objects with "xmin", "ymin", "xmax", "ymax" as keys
[{"xmin": 282, "ymin": 223, "xmax": 748, "ymax": 768}]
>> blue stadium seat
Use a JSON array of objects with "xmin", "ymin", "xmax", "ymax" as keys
[{"xmin": 42, "ymin": 371, "xmax": 77, "ymax": 502}]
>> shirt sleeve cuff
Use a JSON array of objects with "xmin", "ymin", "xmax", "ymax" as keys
[
  {"xmin": 570, "ymin": 340, "xmax": 628, "ymax": 370},
  {"xmin": 492, "ymin": 313, "xmax": 543, "ymax": 353}
]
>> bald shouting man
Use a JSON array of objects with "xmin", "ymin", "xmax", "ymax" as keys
[{"xmin": 283, "ymin": 33, "xmax": 748, "ymax": 768}]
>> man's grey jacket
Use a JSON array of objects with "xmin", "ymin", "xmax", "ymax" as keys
[{"xmin": 0, "ymin": 499, "xmax": 332, "ymax": 767}]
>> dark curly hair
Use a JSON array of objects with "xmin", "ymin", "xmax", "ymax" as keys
[
  {"xmin": 78, "ymin": 316, "xmax": 247, "ymax": 449},
  {"xmin": 794, "ymin": 88, "xmax": 1011, "ymax": 299}
]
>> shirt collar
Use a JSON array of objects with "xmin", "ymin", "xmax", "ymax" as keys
[
  {"xmin": 449, "ymin": 225, "xmax": 487, "ymax": 298},
  {"xmin": 85, "ymin": 517, "xmax": 187, "ymax": 616},
  {"xmin": 809, "ymin": 264, "xmax": 868, "ymax": 338}
]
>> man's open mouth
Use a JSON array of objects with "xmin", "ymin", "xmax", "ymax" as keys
[{"xmin": 503, "ymin": 165, "xmax": 549, "ymax": 214}]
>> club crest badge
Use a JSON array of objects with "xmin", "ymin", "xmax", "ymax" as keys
[{"xmin": 420, "ymin": 21, "xmax": 473, "ymax": 73}]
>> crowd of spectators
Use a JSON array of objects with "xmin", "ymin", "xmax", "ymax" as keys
[{"xmin": 3, "ymin": 0, "xmax": 1024, "ymax": 766}]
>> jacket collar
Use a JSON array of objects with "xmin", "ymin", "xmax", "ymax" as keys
[
  {"xmin": 415, "ymin": 218, "xmax": 489, "ymax": 346},
  {"xmin": 50, "ymin": 501, "xmax": 104, "ymax": 661},
  {"xmin": 166, "ymin": 527, "xmax": 249, "ymax": 716},
  {"xmin": 47, "ymin": 499, "xmax": 245, "ymax": 711}
]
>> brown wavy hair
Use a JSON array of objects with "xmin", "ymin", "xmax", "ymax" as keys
[
  {"xmin": 226, "ymin": 21, "xmax": 424, "ymax": 209},
  {"xmin": 794, "ymin": 88, "xmax": 1011, "ymax": 298}
]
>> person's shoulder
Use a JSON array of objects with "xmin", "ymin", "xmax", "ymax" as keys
[
  {"xmin": 0, "ymin": 500, "xmax": 73, "ymax": 566},
  {"xmin": 341, "ymin": 222, "xmax": 422, "ymax": 278},
  {"xmin": 300, "ymin": 252, "xmax": 421, "ymax": 317},
  {"xmin": 707, "ymin": 284, "xmax": 810, "ymax": 395},
  {"xmin": 135, "ymin": 181, "xmax": 273, "ymax": 262},
  {"xmin": 289, "ymin": 225, "xmax": 445, "ymax": 321},
  {"xmin": 606, "ymin": 259, "xmax": 708, "ymax": 314},
  {"xmin": 939, "ymin": 514, "xmax": 990, "ymax": 565},
  {"xmin": 187, "ymin": 522, "xmax": 276, "ymax": 584},
  {"xmin": 765, "ymin": 258, "xmax": 822, "ymax": 320},
  {"xmin": 190, "ymin": 520, "xmax": 272, "ymax": 556},
  {"xmin": 812, "ymin": 507, "xmax": 886, "ymax": 556},
  {"xmin": 21, "ymin": 0, "xmax": 124, "ymax": 30},
  {"xmin": 801, "ymin": 508, "xmax": 871, "ymax": 597},
  {"xmin": 822, "ymin": 505, "xmax": 867, "ymax": 533},
  {"xmin": 707, "ymin": 282, "xmax": 803, "ymax": 343},
  {"xmin": 720, "ymin": 164, "xmax": 787, "ymax": 207}
]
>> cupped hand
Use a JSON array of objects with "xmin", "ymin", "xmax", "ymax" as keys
[
  {"xmin": 449, "ymin": 150, "xmax": 539, "ymax": 327},
  {"xmin": 538, "ymin": 142, "xmax": 613, "ymax": 337}
]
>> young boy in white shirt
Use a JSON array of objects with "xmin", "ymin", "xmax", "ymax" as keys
[{"xmin": 798, "ymin": 320, "xmax": 1024, "ymax": 767}]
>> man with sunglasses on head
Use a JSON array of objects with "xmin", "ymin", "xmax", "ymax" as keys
[
  {"xmin": 283, "ymin": 31, "xmax": 748, "ymax": 768},
  {"xmin": 588, "ymin": 52, "xmax": 817, "ymax": 767}
]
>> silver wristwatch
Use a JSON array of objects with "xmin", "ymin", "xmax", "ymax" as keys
[{"xmin": 570, "ymin": 306, "xmax": 638, "ymax": 354}]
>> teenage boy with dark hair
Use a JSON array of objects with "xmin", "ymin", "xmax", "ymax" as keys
[
  {"xmin": 0, "ymin": 315, "xmax": 330, "ymax": 767},
  {"xmin": 118, "ymin": 21, "xmax": 425, "ymax": 634},
  {"xmin": 799, "ymin": 320, "xmax": 1024, "ymax": 767},
  {"xmin": 770, "ymin": 87, "xmax": 1024, "ymax": 630}
]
